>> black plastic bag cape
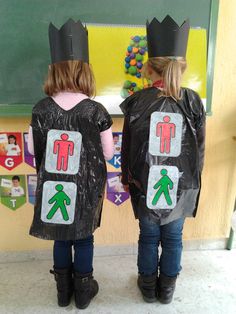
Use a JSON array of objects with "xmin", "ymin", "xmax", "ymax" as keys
[
  {"xmin": 120, "ymin": 87, "xmax": 205, "ymax": 225},
  {"xmin": 29, "ymin": 97, "xmax": 112, "ymax": 240}
]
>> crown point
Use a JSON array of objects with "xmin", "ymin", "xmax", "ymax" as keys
[
  {"xmin": 48, "ymin": 18, "xmax": 89, "ymax": 64},
  {"xmin": 146, "ymin": 15, "xmax": 190, "ymax": 58},
  {"xmin": 161, "ymin": 15, "xmax": 180, "ymax": 29}
]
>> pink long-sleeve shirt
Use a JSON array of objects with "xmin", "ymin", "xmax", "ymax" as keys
[{"xmin": 28, "ymin": 92, "xmax": 114, "ymax": 160}]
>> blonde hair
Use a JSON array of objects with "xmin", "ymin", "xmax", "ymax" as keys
[
  {"xmin": 44, "ymin": 60, "xmax": 96, "ymax": 97},
  {"xmin": 142, "ymin": 57, "xmax": 187, "ymax": 100}
]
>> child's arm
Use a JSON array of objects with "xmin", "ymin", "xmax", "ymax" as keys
[
  {"xmin": 96, "ymin": 103, "xmax": 114, "ymax": 160},
  {"xmin": 121, "ymin": 116, "xmax": 130, "ymax": 185},
  {"xmin": 100, "ymin": 127, "xmax": 114, "ymax": 161},
  {"xmin": 28, "ymin": 126, "xmax": 35, "ymax": 155},
  {"xmin": 16, "ymin": 144, "xmax": 21, "ymax": 155}
]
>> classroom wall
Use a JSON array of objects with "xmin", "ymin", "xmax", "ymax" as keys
[{"xmin": 0, "ymin": 0, "xmax": 236, "ymax": 252}]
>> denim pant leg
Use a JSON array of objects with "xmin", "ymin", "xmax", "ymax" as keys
[
  {"xmin": 73, "ymin": 235, "xmax": 94, "ymax": 274},
  {"xmin": 160, "ymin": 218, "xmax": 185, "ymax": 277},
  {"xmin": 53, "ymin": 240, "xmax": 73, "ymax": 269},
  {"xmin": 138, "ymin": 214, "xmax": 161, "ymax": 275}
]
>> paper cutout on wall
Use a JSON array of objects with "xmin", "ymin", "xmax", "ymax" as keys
[
  {"xmin": 24, "ymin": 133, "xmax": 36, "ymax": 169},
  {"xmin": 149, "ymin": 112, "xmax": 183, "ymax": 157},
  {"xmin": 0, "ymin": 175, "xmax": 26, "ymax": 210},
  {"xmin": 107, "ymin": 132, "xmax": 122, "ymax": 169},
  {"xmin": 27, "ymin": 175, "xmax": 37, "ymax": 205},
  {"xmin": 107, "ymin": 172, "xmax": 129, "ymax": 206},
  {"xmin": 41, "ymin": 181, "xmax": 77, "ymax": 224},
  {"xmin": 146, "ymin": 165, "xmax": 179, "ymax": 210},
  {"xmin": 45, "ymin": 130, "xmax": 82, "ymax": 174},
  {"xmin": 0, "ymin": 132, "xmax": 23, "ymax": 170}
]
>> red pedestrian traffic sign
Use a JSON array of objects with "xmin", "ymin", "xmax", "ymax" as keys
[
  {"xmin": 149, "ymin": 112, "xmax": 183, "ymax": 157},
  {"xmin": 45, "ymin": 130, "xmax": 82, "ymax": 175}
]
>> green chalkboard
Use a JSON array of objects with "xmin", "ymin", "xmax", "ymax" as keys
[{"xmin": 0, "ymin": 0, "xmax": 219, "ymax": 116}]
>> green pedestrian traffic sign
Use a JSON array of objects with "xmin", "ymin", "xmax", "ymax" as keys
[
  {"xmin": 41, "ymin": 181, "xmax": 77, "ymax": 225},
  {"xmin": 147, "ymin": 166, "xmax": 179, "ymax": 210},
  {"xmin": 47, "ymin": 184, "xmax": 71, "ymax": 221},
  {"xmin": 152, "ymin": 169, "xmax": 173, "ymax": 206}
]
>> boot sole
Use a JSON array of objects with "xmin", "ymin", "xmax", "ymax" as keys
[
  {"xmin": 143, "ymin": 296, "xmax": 157, "ymax": 303},
  {"xmin": 75, "ymin": 287, "xmax": 99, "ymax": 309},
  {"xmin": 76, "ymin": 300, "xmax": 90, "ymax": 309},
  {"xmin": 137, "ymin": 281, "xmax": 156, "ymax": 303},
  {"xmin": 58, "ymin": 293, "xmax": 73, "ymax": 307},
  {"xmin": 58, "ymin": 302, "xmax": 71, "ymax": 307},
  {"xmin": 157, "ymin": 297, "xmax": 172, "ymax": 304}
]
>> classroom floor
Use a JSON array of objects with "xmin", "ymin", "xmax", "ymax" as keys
[{"xmin": 0, "ymin": 249, "xmax": 235, "ymax": 314}]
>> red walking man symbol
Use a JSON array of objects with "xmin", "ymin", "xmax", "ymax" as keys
[
  {"xmin": 156, "ymin": 116, "xmax": 176, "ymax": 154},
  {"xmin": 53, "ymin": 133, "xmax": 74, "ymax": 171}
]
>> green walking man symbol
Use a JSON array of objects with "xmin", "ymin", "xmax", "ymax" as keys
[
  {"xmin": 152, "ymin": 169, "xmax": 173, "ymax": 206},
  {"xmin": 46, "ymin": 184, "xmax": 71, "ymax": 221}
]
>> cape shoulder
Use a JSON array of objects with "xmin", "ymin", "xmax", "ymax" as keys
[
  {"xmin": 32, "ymin": 97, "xmax": 108, "ymax": 116},
  {"xmin": 32, "ymin": 97, "xmax": 112, "ymax": 132},
  {"xmin": 181, "ymin": 87, "xmax": 205, "ymax": 117},
  {"xmin": 120, "ymin": 87, "xmax": 157, "ymax": 115},
  {"xmin": 32, "ymin": 97, "xmax": 53, "ymax": 114}
]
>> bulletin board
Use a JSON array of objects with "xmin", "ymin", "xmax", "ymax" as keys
[{"xmin": 0, "ymin": 0, "xmax": 219, "ymax": 116}]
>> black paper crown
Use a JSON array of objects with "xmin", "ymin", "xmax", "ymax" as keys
[
  {"xmin": 146, "ymin": 15, "xmax": 190, "ymax": 58},
  {"xmin": 49, "ymin": 19, "xmax": 89, "ymax": 64}
]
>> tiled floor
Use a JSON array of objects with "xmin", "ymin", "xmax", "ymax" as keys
[{"xmin": 0, "ymin": 250, "xmax": 235, "ymax": 314}]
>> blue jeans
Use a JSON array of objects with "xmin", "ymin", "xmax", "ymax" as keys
[
  {"xmin": 53, "ymin": 235, "xmax": 94, "ymax": 274},
  {"xmin": 138, "ymin": 214, "xmax": 184, "ymax": 277}
]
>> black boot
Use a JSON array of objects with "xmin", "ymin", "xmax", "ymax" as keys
[
  {"xmin": 137, "ymin": 273, "xmax": 157, "ymax": 303},
  {"xmin": 157, "ymin": 273, "xmax": 177, "ymax": 304},
  {"xmin": 74, "ymin": 271, "xmax": 99, "ymax": 309},
  {"xmin": 50, "ymin": 267, "xmax": 73, "ymax": 307}
]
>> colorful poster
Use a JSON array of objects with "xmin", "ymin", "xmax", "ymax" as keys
[
  {"xmin": 107, "ymin": 172, "xmax": 129, "ymax": 206},
  {"xmin": 88, "ymin": 25, "xmax": 207, "ymax": 112},
  {"xmin": 27, "ymin": 175, "xmax": 37, "ymax": 205},
  {"xmin": 107, "ymin": 132, "xmax": 122, "ymax": 169},
  {"xmin": 0, "ymin": 175, "xmax": 26, "ymax": 210},
  {"xmin": 23, "ymin": 133, "xmax": 36, "ymax": 169},
  {"xmin": 0, "ymin": 132, "xmax": 23, "ymax": 170}
]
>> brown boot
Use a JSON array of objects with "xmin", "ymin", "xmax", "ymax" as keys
[
  {"xmin": 50, "ymin": 266, "xmax": 73, "ymax": 307},
  {"xmin": 137, "ymin": 273, "xmax": 157, "ymax": 303},
  {"xmin": 74, "ymin": 272, "xmax": 99, "ymax": 309},
  {"xmin": 157, "ymin": 273, "xmax": 177, "ymax": 304}
]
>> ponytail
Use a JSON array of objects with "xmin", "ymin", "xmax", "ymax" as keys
[{"xmin": 144, "ymin": 57, "xmax": 187, "ymax": 101}]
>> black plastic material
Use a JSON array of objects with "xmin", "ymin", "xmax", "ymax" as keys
[
  {"xmin": 120, "ymin": 87, "xmax": 205, "ymax": 223},
  {"xmin": 29, "ymin": 97, "xmax": 112, "ymax": 240},
  {"xmin": 146, "ymin": 15, "xmax": 190, "ymax": 58}
]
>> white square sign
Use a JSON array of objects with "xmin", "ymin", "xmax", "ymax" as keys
[
  {"xmin": 147, "ymin": 165, "xmax": 179, "ymax": 210},
  {"xmin": 149, "ymin": 112, "xmax": 183, "ymax": 157},
  {"xmin": 41, "ymin": 181, "xmax": 77, "ymax": 225},
  {"xmin": 45, "ymin": 129, "xmax": 82, "ymax": 174}
]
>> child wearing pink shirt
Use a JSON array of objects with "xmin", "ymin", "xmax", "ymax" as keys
[{"xmin": 29, "ymin": 19, "xmax": 114, "ymax": 310}]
